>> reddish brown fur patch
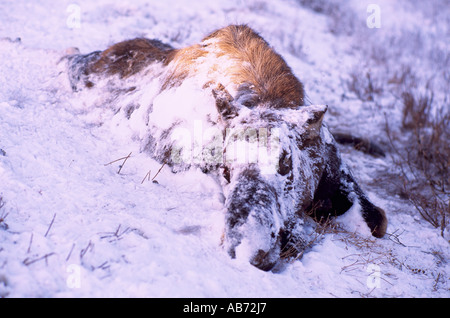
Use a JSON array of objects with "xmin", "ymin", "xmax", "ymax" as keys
[
  {"xmin": 80, "ymin": 25, "xmax": 304, "ymax": 108},
  {"xmin": 161, "ymin": 44, "xmax": 208, "ymax": 90},
  {"xmin": 164, "ymin": 25, "xmax": 304, "ymax": 108},
  {"xmin": 88, "ymin": 38, "xmax": 174, "ymax": 78},
  {"xmin": 203, "ymin": 25, "xmax": 304, "ymax": 108}
]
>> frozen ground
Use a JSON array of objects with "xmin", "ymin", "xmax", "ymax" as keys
[{"xmin": 0, "ymin": 0, "xmax": 448, "ymax": 297}]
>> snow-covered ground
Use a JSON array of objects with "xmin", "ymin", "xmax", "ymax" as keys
[{"xmin": 0, "ymin": 0, "xmax": 448, "ymax": 298}]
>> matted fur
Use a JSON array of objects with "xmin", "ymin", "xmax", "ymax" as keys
[
  {"xmin": 88, "ymin": 38, "xmax": 174, "ymax": 78},
  {"xmin": 164, "ymin": 25, "xmax": 304, "ymax": 108},
  {"xmin": 75, "ymin": 24, "xmax": 304, "ymax": 109}
]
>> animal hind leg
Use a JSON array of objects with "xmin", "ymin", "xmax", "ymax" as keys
[
  {"xmin": 310, "ymin": 150, "xmax": 387, "ymax": 238},
  {"xmin": 334, "ymin": 166, "xmax": 388, "ymax": 238}
]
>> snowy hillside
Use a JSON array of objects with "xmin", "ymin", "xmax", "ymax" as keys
[{"xmin": 0, "ymin": 0, "xmax": 448, "ymax": 298}]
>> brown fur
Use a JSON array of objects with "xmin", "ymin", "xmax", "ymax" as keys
[
  {"xmin": 161, "ymin": 44, "xmax": 208, "ymax": 90},
  {"xmin": 88, "ymin": 38, "xmax": 174, "ymax": 78},
  {"xmin": 80, "ymin": 25, "xmax": 305, "ymax": 108},
  {"xmin": 164, "ymin": 25, "xmax": 304, "ymax": 108},
  {"xmin": 204, "ymin": 25, "xmax": 304, "ymax": 108}
]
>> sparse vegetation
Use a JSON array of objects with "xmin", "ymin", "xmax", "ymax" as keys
[
  {"xmin": 344, "ymin": 54, "xmax": 449, "ymax": 237},
  {"xmin": 385, "ymin": 87, "xmax": 449, "ymax": 237},
  {"xmin": 0, "ymin": 197, "xmax": 8, "ymax": 231},
  {"xmin": 296, "ymin": 0, "xmax": 356, "ymax": 35},
  {"xmin": 346, "ymin": 70, "xmax": 384, "ymax": 102},
  {"xmin": 329, "ymin": 0, "xmax": 450, "ymax": 238}
]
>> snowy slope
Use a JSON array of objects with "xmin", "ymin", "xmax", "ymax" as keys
[{"xmin": 0, "ymin": 0, "xmax": 448, "ymax": 298}]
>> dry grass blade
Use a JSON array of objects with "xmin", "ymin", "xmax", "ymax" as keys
[
  {"xmin": 44, "ymin": 213, "xmax": 56, "ymax": 237},
  {"xmin": 104, "ymin": 152, "xmax": 133, "ymax": 174},
  {"xmin": 0, "ymin": 197, "xmax": 8, "ymax": 230},
  {"xmin": 340, "ymin": 252, "xmax": 384, "ymax": 274},
  {"xmin": 141, "ymin": 161, "xmax": 167, "ymax": 184},
  {"xmin": 23, "ymin": 253, "xmax": 56, "ymax": 266},
  {"xmin": 98, "ymin": 224, "xmax": 130, "ymax": 242},
  {"xmin": 141, "ymin": 169, "xmax": 151, "ymax": 184},
  {"xmin": 385, "ymin": 229, "xmax": 407, "ymax": 247},
  {"xmin": 27, "ymin": 233, "xmax": 33, "ymax": 253},
  {"xmin": 66, "ymin": 243, "xmax": 76, "ymax": 262},
  {"xmin": 80, "ymin": 240, "xmax": 94, "ymax": 260},
  {"xmin": 151, "ymin": 161, "xmax": 166, "ymax": 182}
]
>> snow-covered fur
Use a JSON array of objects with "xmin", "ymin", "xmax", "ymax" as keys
[{"xmin": 65, "ymin": 24, "xmax": 387, "ymax": 271}]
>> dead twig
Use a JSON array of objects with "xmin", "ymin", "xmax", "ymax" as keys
[
  {"xmin": 44, "ymin": 213, "xmax": 56, "ymax": 237},
  {"xmin": 66, "ymin": 243, "xmax": 76, "ymax": 262},
  {"xmin": 98, "ymin": 224, "xmax": 130, "ymax": 242},
  {"xmin": 141, "ymin": 169, "xmax": 152, "ymax": 184},
  {"xmin": 97, "ymin": 261, "xmax": 110, "ymax": 271},
  {"xmin": 27, "ymin": 233, "xmax": 33, "ymax": 253},
  {"xmin": 151, "ymin": 161, "xmax": 166, "ymax": 182},
  {"xmin": 104, "ymin": 152, "xmax": 133, "ymax": 174},
  {"xmin": 340, "ymin": 252, "xmax": 385, "ymax": 274},
  {"xmin": 23, "ymin": 253, "xmax": 55, "ymax": 266},
  {"xmin": 80, "ymin": 240, "xmax": 94, "ymax": 260},
  {"xmin": 386, "ymin": 229, "xmax": 407, "ymax": 247},
  {"xmin": 0, "ymin": 197, "xmax": 8, "ymax": 230}
]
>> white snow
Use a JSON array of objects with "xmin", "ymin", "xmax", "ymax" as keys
[{"xmin": 0, "ymin": 0, "xmax": 449, "ymax": 298}]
